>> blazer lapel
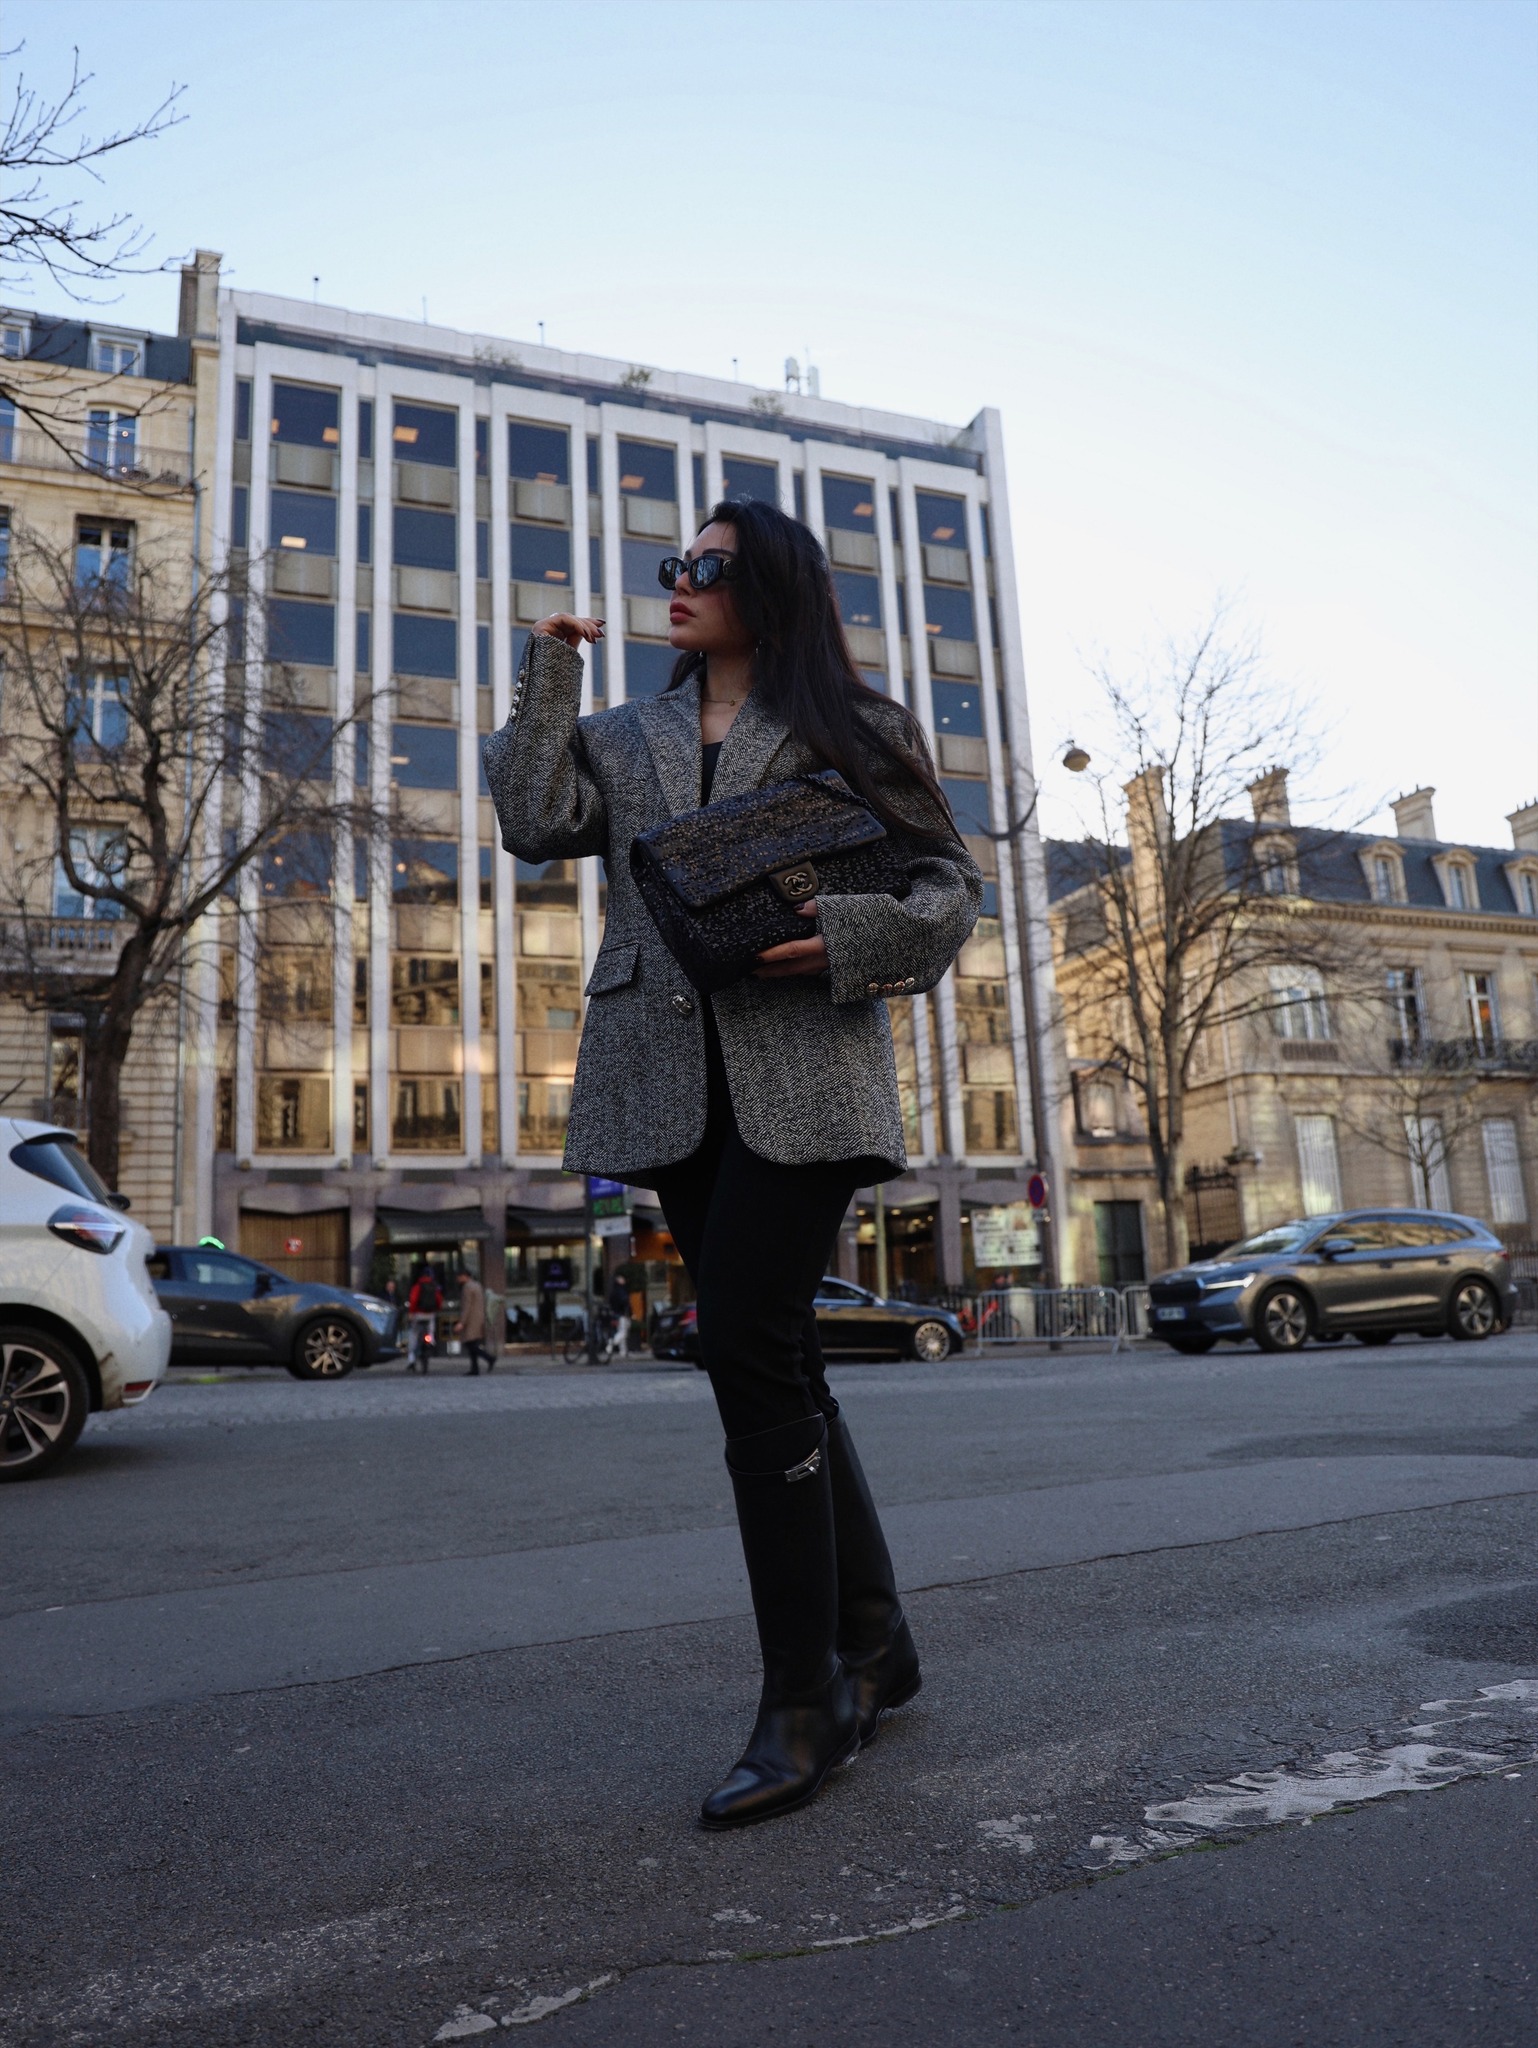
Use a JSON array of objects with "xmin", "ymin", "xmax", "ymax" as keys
[
  {"xmin": 708, "ymin": 688, "xmax": 793, "ymax": 805},
  {"xmin": 634, "ymin": 677, "xmax": 702, "ymax": 818}
]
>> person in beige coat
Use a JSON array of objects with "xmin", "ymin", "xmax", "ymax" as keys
[{"xmin": 454, "ymin": 1267, "xmax": 490, "ymax": 1376}]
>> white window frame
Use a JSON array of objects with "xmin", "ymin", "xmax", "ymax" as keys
[
  {"xmin": 53, "ymin": 828, "xmax": 128, "ymax": 920},
  {"xmin": 1463, "ymin": 970, "xmax": 1501, "ymax": 1052},
  {"xmin": 1270, "ymin": 963, "xmax": 1331, "ymax": 1041},
  {"xmin": 1385, "ymin": 965, "xmax": 1424, "ymax": 1046},
  {"xmin": 1295, "ymin": 1114, "xmax": 1342, "ymax": 1215},
  {"xmin": 1481, "ymin": 1117, "xmax": 1526, "ymax": 1225},
  {"xmin": 91, "ymin": 333, "xmax": 143, "ymax": 376}
]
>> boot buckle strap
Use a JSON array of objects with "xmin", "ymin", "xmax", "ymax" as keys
[{"xmin": 785, "ymin": 1448, "xmax": 822, "ymax": 1483}]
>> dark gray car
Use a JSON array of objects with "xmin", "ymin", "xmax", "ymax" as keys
[
  {"xmin": 150, "ymin": 1247, "xmax": 403, "ymax": 1377},
  {"xmin": 1147, "ymin": 1209, "xmax": 1516, "ymax": 1354}
]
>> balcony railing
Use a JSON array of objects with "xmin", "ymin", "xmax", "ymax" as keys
[
  {"xmin": 0, "ymin": 916, "xmax": 124, "ymax": 966},
  {"xmin": 1390, "ymin": 1036, "xmax": 1538, "ymax": 1076},
  {"xmin": 0, "ymin": 419, "xmax": 192, "ymax": 490}
]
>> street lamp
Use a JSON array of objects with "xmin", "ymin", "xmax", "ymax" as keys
[{"xmin": 1062, "ymin": 740, "xmax": 1091, "ymax": 775}]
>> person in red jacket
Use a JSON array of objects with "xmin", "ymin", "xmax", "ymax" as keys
[{"xmin": 406, "ymin": 1267, "xmax": 441, "ymax": 1374}]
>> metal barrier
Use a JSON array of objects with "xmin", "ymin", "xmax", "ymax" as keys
[{"xmin": 957, "ymin": 1286, "xmax": 1130, "ymax": 1353}]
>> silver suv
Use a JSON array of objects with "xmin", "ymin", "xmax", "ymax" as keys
[
  {"xmin": 0, "ymin": 1119, "xmax": 170, "ymax": 1480},
  {"xmin": 1148, "ymin": 1210, "xmax": 1517, "ymax": 1354}
]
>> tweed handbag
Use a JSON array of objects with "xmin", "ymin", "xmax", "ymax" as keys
[{"xmin": 629, "ymin": 769, "xmax": 912, "ymax": 995}]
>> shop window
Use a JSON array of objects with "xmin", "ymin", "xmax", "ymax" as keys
[
  {"xmin": 392, "ymin": 402, "xmax": 457, "ymax": 467},
  {"xmin": 272, "ymin": 383, "xmax": 340, "ymax": 448}
]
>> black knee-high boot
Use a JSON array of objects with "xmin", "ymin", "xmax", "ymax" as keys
[
  {"xmin": 826, "ymin": 1413, "xmax": 921, "ymax": 1744},
  {"xmin": 700, "ymin": 1415, "xmax": 860, "ymax": 1830}
]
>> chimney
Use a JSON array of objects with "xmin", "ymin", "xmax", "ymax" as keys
[
  {"xmin": 1391, "ymin": 787, "xmax": 1437, "ymax": 841},
  {"xmin": 178, "ymin": 249, "xmax": 222, "ymax": 342},
  {"xmin": 1123, "ymin": 765, "xmax": 1170, "ymax": 873},
  {"xmin": 1508, "ymin": 800, "xmax": 1538, "ymax": 853},
  {"xmin": 1246, "ymin": 766, "xmax": 1290, "ymax": 827}
]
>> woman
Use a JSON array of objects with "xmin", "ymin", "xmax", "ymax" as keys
[{"xmin": 483, "ymin": 498, "xmax": 980, "ymax": 1828}]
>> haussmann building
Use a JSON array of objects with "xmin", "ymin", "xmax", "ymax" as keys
[{"xmin": 195, "ymin": 269, "xmax": 1063, "ymax": 1316}]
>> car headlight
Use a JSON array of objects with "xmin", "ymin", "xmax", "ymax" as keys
[
  {"xmin": 356, "ymin": 1298, "xmax": 395, "ymax": 1329},
  {"xmin": 1200, "ymin": 1273, "xmax": 1255, "ymax": 1293}
]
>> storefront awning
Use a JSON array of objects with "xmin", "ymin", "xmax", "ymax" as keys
[
  {"xmin": 506, "ymin": 1204, "xmax": 586, "ymax": 1239},
  {"xmin": 375, "ymin": 1205, "xmax": 494, "ymax": 1247}
]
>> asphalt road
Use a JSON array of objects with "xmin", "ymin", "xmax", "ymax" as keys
[{"xmin": 2, "ymin": 1330, "xmax": 1536, "ymax": 2046}]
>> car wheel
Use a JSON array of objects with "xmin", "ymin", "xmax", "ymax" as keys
[
  {"xmin": 0, "ymin": 1328, "xmax": 90, "ymax": 1482},
  {"xmin": 1354, "ymin": 1330, "xmax": 1395, "ymax": 1346},
  {"xmin": 1448, "ymin": 1279, "xmax": 1498, "ymax": 1342},
  {"xmin": 1253, "ymin": 1285, "xmax": 1311, "ymax": 1353},
  {"xmin": 1166, "ymin": 1332, "xmax": 1217, "ymax": 1354},
  {"xmin": 909, "ymin": 1319, "xmax": 954, "ymax": 1363},
  {"xmin": 289, "ymin": 1317, "xmax": 360, "ymax": 1380}
]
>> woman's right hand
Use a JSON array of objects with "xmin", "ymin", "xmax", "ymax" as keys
[{"xmin": 533, "ymin": 614, "xmax": 605, "ymax": 646}]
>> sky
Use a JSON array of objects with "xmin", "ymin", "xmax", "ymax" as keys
[{"xmin": 7, "ymin": 0, "xmax": 1535, "ymax": 846}]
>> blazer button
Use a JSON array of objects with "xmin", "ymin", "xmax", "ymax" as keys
[
  {"xmin": 670, "ymin": 992, "xmax": 695, "ymax": 1017},
  {"xmin": 867, "ymin": 981, "xmax": 879, "ymax": 996}
]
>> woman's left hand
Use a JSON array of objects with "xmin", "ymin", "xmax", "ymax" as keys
[{"xmin": 753, "ymin": 901, "xmax": 828, "ymax": 978}]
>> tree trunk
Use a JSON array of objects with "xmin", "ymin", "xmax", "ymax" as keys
[
  {"xmin": 85, "ymin": 942, "xmax": 150, "ymax": 1193},
  {"xmin": 1161, "ymin": 1126, "xmax": 1189, "ymax": 1270}
]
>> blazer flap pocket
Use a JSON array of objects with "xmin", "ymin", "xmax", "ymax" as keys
[{"xmin": 585, "ymin": 941, "xmax": 640, "ymax": 997}]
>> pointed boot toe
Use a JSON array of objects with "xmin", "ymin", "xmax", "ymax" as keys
[{"xmin": 842, "ymin": 1616, "xmax": 921, "ymax": 1744}]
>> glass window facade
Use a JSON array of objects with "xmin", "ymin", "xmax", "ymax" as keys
[
  {"xmin": 823, "ymin": 477, "xmax": 875, "ymax": 531},
  {"xmin": 722, "ymin": 456, "xmax": 777, "ymax": 505},
  {"xmin": 269, "ymin": 599, "xmax": 336, "ymax": 669},
  {"xmin": 516, "ymin": 858, "xmax": 580, "ymax": 1152},
  {"xmin": 932, "ymin": 681, "xmax": 984, "ymax": 736},
  {"xmin": 271, "ymin": 488, "xmax": 336, "ymax": 555},
  {"xmin": 511, "ymin": 523, "xmax": 573, "ymax": 585},
  {"xmin": 390, "ymin": 723, "xmax": 458, "ymax": 790},
  {"xmin": 272, "ymin": 383, "xmax": 339, "ymax": 447},
  {"xmin": 624, "ymin": 641, "xmax": 676, "ymax": 698},
  {"xmin": 618, "ymin": 439, "xmax": 676, "ymax": 500},
  {"xmin": 393, "ymin": 507, "xmax": 456, "ymax": 569},
  {"xmin": 509, "ymin": 422, "xmax": 570, "ymax": 484},
  {"xmin": 924, "ymin": 583, "xmax": 976, "ymax": 642},
  {"xmin": 392, "ymin": 402, "xmax": 457, "ymax": 466},
  {"xmin": 915, "ymin": 491, "xmax": 967, "ymax": 546},
  {"xmin": 393, "ymin": 612, "xmax": 457, "ymax": 678},
  {"xmin": 832, "ymin": 570, "xmax": 881, "ymax": 629}
]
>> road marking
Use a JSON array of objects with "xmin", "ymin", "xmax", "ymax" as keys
[{"xmin": 1084, "ymin": 1679, "xmax": 1538, "ymax": 1867}]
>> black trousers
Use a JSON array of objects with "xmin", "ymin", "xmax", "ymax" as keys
[{"xmin": 652, "ymin": 1013, "xmax": 875, "ymax": 1439}]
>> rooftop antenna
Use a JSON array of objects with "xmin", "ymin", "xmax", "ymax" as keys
[
  {"xmin": 538, "ymin": 320, "xmax": 545, "ymax": 346},
  {"xmin": 732, "ymin": 357, "xmax": 738, "ymax": 380},
  {"xmin": 784, "ymin": 355, "xmax": 801, "ymax": 394},
  {"xmin": 421, "ymin": 295, "xmax": 428, "ymax": 324},
  {"xmin": 312, "ymin": 275, "xmax": 319, "ymax": 303}
]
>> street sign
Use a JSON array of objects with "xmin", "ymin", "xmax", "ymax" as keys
[
  {"xmin": 594, "ymin": 1213, "xmax": 632, "ymax": 1238},
  {"xmin": 284, "ymin": 1236, "xmax": 303, "ymax": 1255},
  {"xmin": 587, "ymin": 1175, "xmax": 631, "ymax": 1225},
  {"xmin": 1026, "ymin": 1173, "xmax": 1049, "ymax": 1210}
]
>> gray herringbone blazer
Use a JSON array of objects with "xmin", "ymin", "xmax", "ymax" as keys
[{"xmin": 481, "ymin": 634, "xmax": 981, "ymax": 1182}]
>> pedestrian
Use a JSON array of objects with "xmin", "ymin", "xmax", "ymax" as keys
[
  {"xmin": 406, "ymin": 1265, "xmax": 441, "ymax": 1374},
  {"xmin": 455, "ymin": 1265, "xmax": 490, "ymax": 1376},
  {"xmin": 484, "ymin": 498, "xmax": 980, "ymax": 1829},
  {"xmin": 605, "ymin": 1267, "xmax": 631, "ymax": 1359}
]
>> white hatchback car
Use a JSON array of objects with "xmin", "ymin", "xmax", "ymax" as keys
[{"xmin": 0, "ymin": 1117, "xmax": 170, "ymax": 1481}]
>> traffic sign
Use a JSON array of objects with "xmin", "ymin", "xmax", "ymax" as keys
[{"xmin": 1026, "ymin": 1173, "xmax": 1048, "ymax": 1210}]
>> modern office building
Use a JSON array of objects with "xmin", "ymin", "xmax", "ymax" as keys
[{"xmin": 199, "ymin": 269, "xmax": 1063, "ymax": 1308}]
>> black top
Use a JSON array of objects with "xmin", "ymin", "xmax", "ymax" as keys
[{"xmin": 700, "ymin": 740, "xmax": 723, "ymax": 804}]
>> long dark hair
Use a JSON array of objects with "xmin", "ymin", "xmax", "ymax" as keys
[{"xmin": 668, "ymin": 499, "xmax": 955, "ymax": 840}]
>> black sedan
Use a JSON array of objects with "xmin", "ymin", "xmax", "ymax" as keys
[
  {"xmin": 1147, "ymin": 1209, "xmax": 1516, "ymax": 1354},
  {"xmin": 652, "ymin": 1278, "xmax": 963, "ymax": 1365},
  {"xmin": 149, "ymin": 1247, "xmax": 404, "ymax": 1377}
]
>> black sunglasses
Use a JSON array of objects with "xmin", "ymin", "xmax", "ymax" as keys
[{"xmin": 657, "ymin": 551, "xmax": 740, "ymax": 593}]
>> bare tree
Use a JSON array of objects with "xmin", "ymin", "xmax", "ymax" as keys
[
  {"xmin": 1052, "ymin": 613, "xmax": 1361, "ymax": 1268},
  {"xmin": 0, "ymin": 522, "xmax": 383, "ymax": 1188},
  {"xmin": 0, "ymin": 43, "xmax": 187, "ymax": 470},
  {"xmin": 1332, "ymin": 1007, "xmax": 1487, "ymax": 1209}
]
